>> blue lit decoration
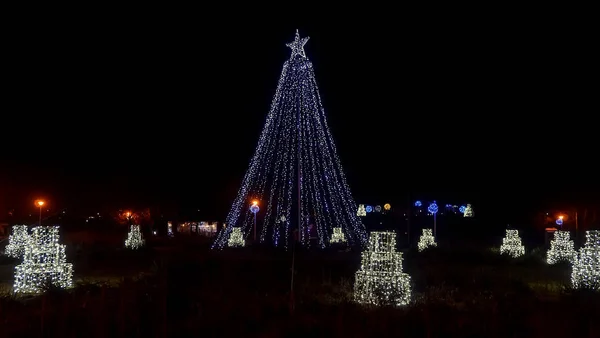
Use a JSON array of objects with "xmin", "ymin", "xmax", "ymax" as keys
[
  {"xmin": 250, "ymin": 204, "xmax": 260, "ymax": 214},
  {"xmin": 428, "ymin": 201, "xmax": 439, "ymax": 214},
  {"xmin": 556, "ymin": 218, "xmax": 563, "ymax": 226},
  {"xmin": 459, "ymin": 205, "xmax": 466, "ymax": 214},
  {"xmin": 374, "ymin": 205, "xmax": 382, "ymax": 213},
  {"xmin": 428, "ymin": 201, "xmax": 439, "ymax": 239},
  {"xmin": 212, "ymin": 30, "xmax": 367, "ymax": 250},
  {"xmin": 366, "ymin": 205, "xmax": 373, "ymax": 213},
  {"xmin": 414, "ymin": 200, "xmax": 422, "ymax": 207}
]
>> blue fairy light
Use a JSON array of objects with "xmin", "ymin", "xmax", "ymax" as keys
[{"xmin": 428, "ymin": 201, "xmax": 439, "ymax": 214}]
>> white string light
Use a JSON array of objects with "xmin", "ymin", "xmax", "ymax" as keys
[
  {"xmin": 571, "ymin": 230, "xmax": 600, "ymax": 290},
  {"xmin": 4, "ymin": 225, "xmax": 30, "ymax": 259},
  {"xmin": 356, "ymin": 204, "xmax": 366, "ymax": 217},
  {"xmin": 547, "ymin": 230, "xmax": 576, "ymax": 265},
  {"xmin": 13, "ymin": 226, "xmax": 73, "ymax": 293},
  {"xmin": 499, "ymin": 229, "xmax": 525, "ymax": 258},
  {"xmin": 354, "ymin": 231, "xmax": 411, "ymax": 306},
  {"xmin": 125, "ymin": 224, "xmax": 145, "ymax": 249},
  {"xmin": 330, "ymin": 227, "xmax": 347, "ymax": 243},
  {"xmin": 227, "ymin": 227, "xmax": 245, "ymax": 247},
  {"xmin": 463, "ymin": 204, "xmax": 474, "ymax": 217},
  {"xmin": 212, "ymin": 30, "xmax": 367, "ymax": 250},
  {"xmin": 417, "ymin": 228, "xmax": 437, "ymax": 252}
]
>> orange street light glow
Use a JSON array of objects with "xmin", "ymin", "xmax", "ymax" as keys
[
  {"xmin": 36, "ymin": 200, "xmax": 45, "ymax": 207},
  {"xmin": 559, "ymin": 215, "xmax": 564, "ymax": 220},
  {"xmin": 252, "ymin": 200, "xmax": 258, "ymax": 205}
]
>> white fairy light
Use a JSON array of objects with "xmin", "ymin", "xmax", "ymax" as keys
[
  {"xmin": 417, "ymin": 228, "xmax": 437, "ymax": 252},
  {"xmin": 499, "ymin": 229, "xmax": 525, "ymax": 258},
  {"xmin": 354, "ymin": 231, "xmax": 411, "ymax": 306},
  {"xmin": 125, "ymin": 224, "xmax": 145, "ymax": 249},
  {"xmin": 571, "ymin": 230, "xmax": 600, "ymax": 290},
  {"xmin": 227, "ymin": 227, "xmax": 245, "ymax": 247},
  {"xmin": 330, "ymin": 227, "xmax": 347, "ymax": 243},
  {"xmin": 4, "ymin": 225, "xmax": 31, "ymax": 259},
  {"xmin": 13, "ymin": 226, "xmax": 73, "ymax": 293},
  {"xmin": 463, "ymin": 204, "xmax": 474, "ymax": 217},
  {"xmin": 357, "ymin": 204, "xmax": 366, "ymax": 217},
  {"xmin": 547, "ymin": 230, "xmax": 576, "ymax": 265},
  {"xmin": 212, "ymin": 29, "xmax": 367, "ymax": 250}
]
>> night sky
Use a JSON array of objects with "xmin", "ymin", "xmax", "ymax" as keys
[{"xmin": 2, "ymin": 11, "xmax": 597, "ymax": 222}]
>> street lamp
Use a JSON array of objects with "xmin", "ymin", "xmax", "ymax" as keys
[
  {"xmin": 428, "ymin": 201, "xmax": 439, "ymax": 239},
  {"xmin": 36, "ymin": 200, "xmax": 45, "ymax": 226},
  {"xmin": 250, "ymin": 200, "xmax": 260, "ymax": 241},
  {"xmin": 556, "ymin": 215, "xmax": 564, "ymax": 229}
]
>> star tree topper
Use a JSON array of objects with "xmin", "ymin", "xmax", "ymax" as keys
[{"xmin": 286, "ymin": 29, "xmax": 309, "ymax": 58}]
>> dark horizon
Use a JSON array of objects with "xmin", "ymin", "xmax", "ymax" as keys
[{"xmin": 2, "ymin": 16, "xmax": 597, "ymax": 224}]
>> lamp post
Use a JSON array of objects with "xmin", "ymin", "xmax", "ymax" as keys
[
  {"xmin": 428, "ymin": 201, "xmax": 439, "ymax": 239},
  {"xmin": 250, "ymin": 200, "xmax": 260, "ymax": 242},
  {"xmin": 556, "ymin": 215, "xmax": 564, "ymax": 230},
  {"xmin": 36, "ymin": 200, "xmax": 45, "ymax": 226}
]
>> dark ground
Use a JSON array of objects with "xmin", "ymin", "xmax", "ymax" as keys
[{"xmin": 0, "ymin": 234, "xmax": 599, "ymax": 337}]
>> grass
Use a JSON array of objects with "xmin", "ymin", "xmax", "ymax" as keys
[{"xmin": 0, "ymin": 236, "xmax": 599, "ymax": 337}]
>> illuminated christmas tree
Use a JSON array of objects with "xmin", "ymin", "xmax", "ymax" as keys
[
  {"xmin": 547, "ymin": 230, "xmax": 576, "ymax": 265},
  {"xmin": 571, "ymin": 230, "xmax": 600, "ymax": 290},
  {"xmin": 4, "ymin": 225, "xmax": 30, "ymax": 259},
  {"xmin": 354, "ymin": 231, "xmax": 411, "ymax": 306},
  {"xmin": 417, "ymin": 228, "xmax": 437, "ymax": 252},
  {"xmin": 330, "ymin": 227, "xmax": 346, "ymax": 243},
  {"xmin": 357, "ymin": 204, "xmax": 366, "ymax": 217},
  {"xmin": 125, "ymin": 224, "xmax": 145, "ymax": 249},
  {"xmin": 227, "ymin": 227, "xmax": 245, "ymax": 247},
  {"xmin": 463, "ymin": 204, "xmax": 474, "ymax": 217},
  {"xmin": 499, "ymin": 229, "xmax": 525, "ymax": 258},
  {"xmin": 14, "ymin": 226, "xmax": 73, "ymax": 293},
  {"xmin": 212, "ymin": 30, "xmax": 367, "ymax": 250}
]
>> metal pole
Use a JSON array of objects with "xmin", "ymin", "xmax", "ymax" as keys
[
  {"xmin": 39, "ymin": 206, "xmax": 42, "ymax": 227},
  {"xmin": 434, "ymin": 213, "xmax": 437, "ymax": 239},
  {"xmin": 290, "ymin": 81, "xmax": 302, "ymax": 312},
  {"xmin": 253, "ymin": 212, "xmax": 257, "ymax": 241}
]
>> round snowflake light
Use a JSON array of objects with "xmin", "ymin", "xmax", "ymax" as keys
[
  {"xmin": 366, "ymin": 205, "xmax": 373, "ymax": 213},
  {"xmin": 414, "ymin": 200, "xmax": 422, "ymax": 207},
  {"xmin": 556, "ymin": 218, "xmax": 563, "ymax": 226},
  {"xmin": 458, "ymin": 205, "xmax": 466, "ymax": 214},
  {"xmin": 383, "ymin": 203, "xmax": 391, "ymax": 211},
  {"xmin": 427, "ymin": 201, "xmax": 438, "ymax": 214},
  {"xmin": 374, "ymin": 205, "xmax": 382, "ymax": 213}
]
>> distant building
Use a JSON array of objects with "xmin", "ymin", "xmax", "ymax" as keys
[{"xmin": 175, "ymin": 221, "xmax": 219, "ymax": 237}]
